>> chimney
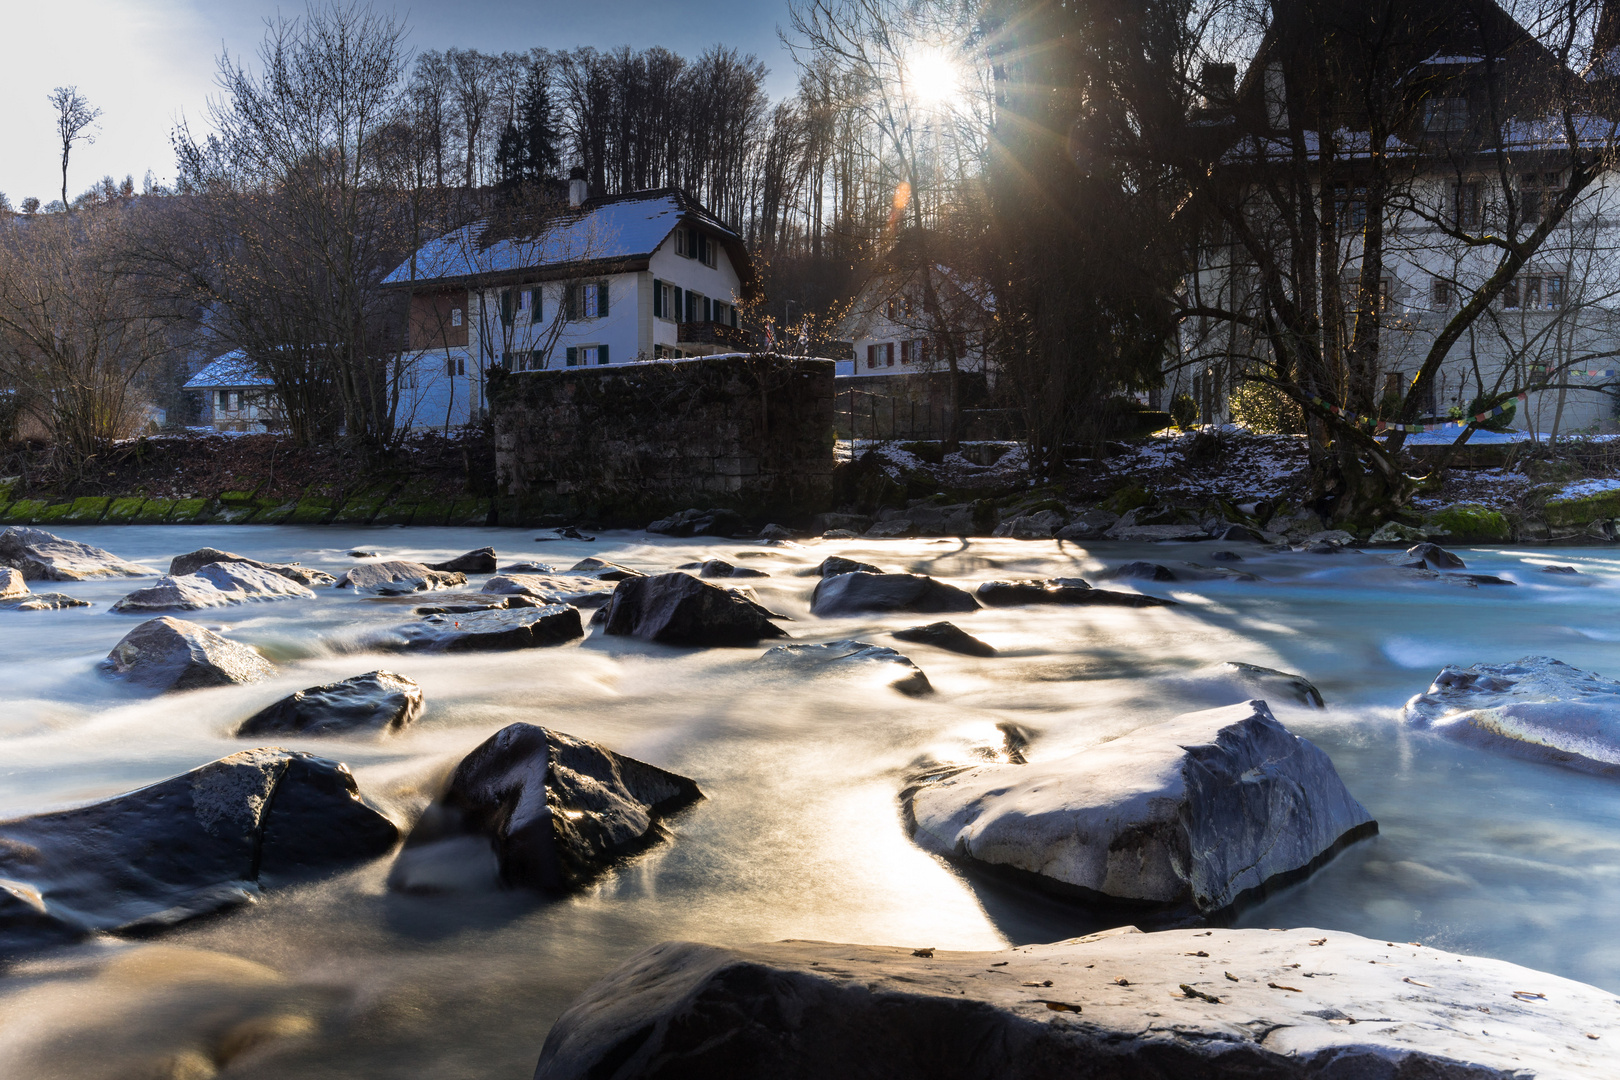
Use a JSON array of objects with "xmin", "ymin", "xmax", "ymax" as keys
[{"xmin": 568, "ymin": 166, "xmax": 588, "ymax": 208}]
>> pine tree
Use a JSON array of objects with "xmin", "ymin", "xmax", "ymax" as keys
[{"xmin": 518, "ymin": 65, "xmax": 561, "ymax": 183}]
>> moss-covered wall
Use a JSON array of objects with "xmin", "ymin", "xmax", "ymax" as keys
[{"xmin": 489, "ymin": 354, "xmax": 836, "ymax": 524}]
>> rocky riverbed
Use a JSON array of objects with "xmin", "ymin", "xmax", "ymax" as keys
[{"xmin": 0, "ymin": 524, "xmax": 1616, "ymax": 1077}]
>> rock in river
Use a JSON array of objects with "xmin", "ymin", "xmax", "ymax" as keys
[
  {"xmin": 0, "ymin": 526, "xmax": 153, "ymax": 581},
  {"xmin": 389, "ymin": 723, "xmax": 702, "ymax": 893},
  {"xmin": 111, "ymin": 562, "xmax": 316, "ymax": 613},
  {"xmin": 902, "ymin": 700, "xmax": 1374, "ymax": 917},
  {"xmin": 892, "ymin": 621, "xmax": 996, "ymax": 657},
  {"xmin": 427, "ymin": 547, "xmax": 498, "ymax": 574},
  {"xmin": 814, "ymin": 555, "xmax": 884, "ymax": 577},
  {"xmin": 100, "ymin": 617, "xmax": 275, "ymax": 692},
  {"xmin": 236, "ymin": 671, "xmax": 424, "ymax": 737},
  {"xmin": 388, "ymin": 605, "xmax": 584, "ymax": 652},
  {"xmin": 333, "ymin": 559, "xmax": 466, "ymax": 595},
  {"xmin": 757, "ymin": 639, "xmax": 933, "ymax": 696},
  {"xmin": 532, "ymin": 927, "xmax": 1619, "ymax": 1080},
  {"xmin": 810, "ymin": 571, "xmax": 979, "ymax": 617},
  {"xmin": 169, "ymin": 547, "xmax": 334, "ymax": 587},
  {"xmin": 1402, "ymin": 541, "xmax": 1467, "ymax": 570},
  {"xmin": 0, "ymin": 567, "xmax": 89, "ymax": 611},
  {"xmin": 1104, "ymin": 560, "xmax": 1178, "ymax": 582},
  {"xmin": 602, "ymin": 572, "xmax": 787, "ymax": 646},
  {"xmin": 483, "ymin": 573, "xmax": 617, "ymax": 607},
  {"xmin": 1404, "ymin": 655, "xmax": 1620, "ymax": 776},
  {"xmin": 975, "ymin": 578, "xmax": 1176, "ymax": 608},
  {"xmin": 0, "ymin": 748, "xmax": 399, "ymax": 952},
  {"xmin": 676, "ymin": 558, "xmax": 769, "ymax": 579},
  {"xmin": 568, "ymin": 557, "xmax": 644, "ymax": 581}
]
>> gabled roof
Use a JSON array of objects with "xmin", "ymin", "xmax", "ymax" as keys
[
  {"xmin": 183, "ymin": 351, "xmax": 275, "ymax": 390},
  {"xmin": 382, "ymin": 188, "xmax": 760, "ymax": 300}
]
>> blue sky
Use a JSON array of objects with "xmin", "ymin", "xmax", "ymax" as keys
[{"xmin": 0, "ymin": 0, "xmax": 799, "ymax": 206}]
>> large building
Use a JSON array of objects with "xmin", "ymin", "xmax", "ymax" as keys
[{"xmin": 382, "ymin": 185, "xmax": 761, "ymax": 430}]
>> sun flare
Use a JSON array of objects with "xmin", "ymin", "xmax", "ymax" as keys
[{"xmin": 905, "ymin": 45, "xmax": 963, "ymax": 109}]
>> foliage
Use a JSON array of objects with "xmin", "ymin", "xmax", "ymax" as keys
[{"xmin": 1229, "ymin": 380, "xmax": 1305, "ymax": 435}]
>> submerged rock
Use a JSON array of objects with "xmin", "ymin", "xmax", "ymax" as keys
[
  {"xmin": 676, "ymin": 558, "xmax": 769, "ymax": 579},
  {"xmin": 647, "ymin": 508, "xmax": 749, "ymax": 538},
  {"xmin": 1541, "ymin": 564, "xmax": 1580, "ymax": 574},
  {"xmin": 810, "ymin": 572, "xmax": 979, "ymax": 617},
  {"xmin": 1106, "ymin": 561, "xmax": 1177, "ymax": 582},
  {"xmin": 815, "ymin": 556, "xmax": 884, "ymax": 577},
  {"xmin": 1404, "ymin": 656, "xmax": 1620, "ymax": 777},
  {"xmin": 236, "ymin": 671, "xmax": 424, "ymax": 737},
  {"xmin": 976, "ymin": 578, "xmax": 1176, "ymax": 608},
  {"xmin": 111, "ymin": 563, "xmax": 316, "ymax": 613},
  {"xmin": 389, "ymin": 723, "xmax": 702, "ymax": 893},
  {"xmin": 757, "ymin": 640, "xmax": 932, "ymax": 696},
  {"xmin": 427, "ymin": 547, "xmax": 498, "ymax": 574},
  {"xmin": 568, "ymin": 557, "xmax": 644, "ymax": 581},
  {"xmin": 483, "ymin": 573, "xmax": 617, "ymax": 607},
  {"xmin": 1404, "ymin": 541, "xmax": 1466, "ymax": 570},
  {"xmin": 168, "ymin": 547, "xmax": 334, "ymax": 587},
  {"xmin": 892, "ymin": 621, "xmax": 996, "ymax": 657},
  {"xmin": 0, "ymin": 526, "xmax": 152, "ymax": 581},
  {"xmin": 333, "ymin": 560, "xmax": 466, "ymax": 595},
  {"xmin": 902, "ymin": 700, "xmax": 1374, "ymax": 916},
  {"xmin": 100, "ymin": 617, "xmax": 275, "ymax": 692},
  {"xmin": 532, "ymin": 928, "xmax": 1619, "ymax": 1080},
  {"xmin": 602, "ymin": 573, "xmax": 786, "ymax": 646},
  {"xmin": 390, "ymin": 605, "xmax": 584, "ymax": 652},
  {"xmin": 0, "ymin": 748, "xmax": 399, "ymax": 952}
]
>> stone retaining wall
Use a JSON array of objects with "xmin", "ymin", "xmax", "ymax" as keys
[
  {"xmin": 489, "ymin": 354, "xmax": 835, "ymax": 524},
  {"xmin": 0, "ymin": 486, "xmax": 493, "ymax": 527}
]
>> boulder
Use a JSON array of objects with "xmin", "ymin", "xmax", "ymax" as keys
[
  {"xmin": 504, "ymin": 561, "xmax": 557, "ymax": 575},
  {"xmin": 1541, "ymin": 564, "xmax": 1580, "ymax": 574},
  {"xmin": 1423, "ymin": 502, "xmax": 1511, "ymax": 542},
  {"xmin": 426, "ymin": 547, "xmax": 498, "ymax": 574},
  {"xmin": 0, "ymin": 526, "xmax": 152, "ymax": 581},
  {"xmin": 483, "ymin": 573, "xmax": 617, "ymax": 607},
  {"xmin": 676, "ymin": 558, "xmax": 769, "ymax": 579},
  {"xmin": 0, "ymin": 567, "xmax": 28, "ymax": 599},
  {"xmin": 903, "ymin": 700, "xmax": 1374, "ymax": 916},
  {"xmin": 992, "ymin": 510, "xmax": 1064, "ymax": 540},
  {"xmin": 168, "ymin": 547, "xmax": 334, "ymax": 587},
  {"xmin": 1054, "ymin": 508, "xmax": 1118, "ymax": 541},
  {"xmin": 415, "ymin": 594, "xmax": 544, "ymax": 615},
  {"xmin": 1210, "ymin": 523, "xmax": 1270, "ymax": 544},
  {"xmin": 532, "ymin": 928, "xmax": 1620, "ymax": 1080},
  {"xmin": 0, "ymin": 567, "xmax": 90, "ymax": 610},
  {"xmin": 1405, "ymin": 541, "xmax": 1466, "ymax": 569},
  {"xmin": 389, "ymin": 605, "xmax": 584, "ymax": 652},
  {"xmin": 757, "ymin": 639, "xmax": 933, "ymax": 696},
  {"xmin": 1300, "ymin": 529, "xmax": 1356, "ymax": 548},
  {"xmin": 892, "ymin": 621, "xmax": 996, "ymax": 657},
  {"xmin": 815, "ymin": 556, "xmax": 884, "ymax": 577},
  {"xmin": 601, "ymin": 573, "xmax": 787, "ymax": 646},
  {"xmin": 100, "ymin": 617, "xmax": 275, "ymax": 692},
  {"xmin": 333, "ymin": 559, "xmax": 466, "ymax": 594},
  {"xmin": 821, "ymin": 528, "xmax": 861, "ymax": 539},
  {"xmin": 810, "ymin": 572, "xmax": 979, "ymax": 617},
  {"xmin": 1105, "ymin": 561, "xmax": 1177, "ymax": 582},
  {"xmin": 975, "ymin": 578, "xmax": 1176, "ymax": 608},
  {"xmin": 111, "ymin": 562, "xmax": 316, "ymax": 613},
  {"xmin": 1206, "ymin": 550, "xmax": 1243, "ymax": 562},
  {"xmin": 1367, "ymin": 521, "xmax": 1432, "ymax": 545},
  {"xmin": 647, "ymin": 508, "xmax": 750, "ymax": 538},
  {"xmin": 236, "ymin": 671, "xmax": 424, "ymax": 737},
  {"xmin": 388, "ymin": 723, "xmax": 701, "ymax": 893},
  {"xmin": 568, "ymin": 557, "xmax": 644, "ymax": 581},
  {"xmin": 0, "ymin": 748, "xmax": 399, "ymax": 952},
  {"xmin": 1403, "ymin": 656, "xmax": 1620, "ymax": 777},
  {"xmin": 758, "ymin": 523, "xmax": 798, "ymax": 541}
]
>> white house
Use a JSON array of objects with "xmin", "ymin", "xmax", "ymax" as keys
[
  {"xmin": 833, "ymin": 261, "xmax": 991, "ymax": 381},
  {"xmin": 183, "ymin": 352, "xmax": 280, "ymax": 433},
  {"xmin": 382, "ymin": 184, "xmax": 760, "ymax": 430}
]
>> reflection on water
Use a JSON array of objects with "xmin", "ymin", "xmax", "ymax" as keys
[{"xmin": 0, "ymin": 527, "xmax": 1618, "ymax": 1077}]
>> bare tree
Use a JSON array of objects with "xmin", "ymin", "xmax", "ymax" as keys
[{"xmin": 48, "ymin": 86, "xmax": 101, "ymax": 211}]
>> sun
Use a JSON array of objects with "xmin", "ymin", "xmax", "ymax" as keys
[{"xmin": 905, "ymin": 45, "xmax": 963, "ymax": 109}]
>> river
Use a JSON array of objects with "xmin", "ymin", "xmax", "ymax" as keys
[{"xmin": 0, "ymin": 526, "xmax": 1616, "ymax": 1078}]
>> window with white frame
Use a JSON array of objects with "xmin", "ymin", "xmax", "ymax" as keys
[
  {"xmin": 566, "ymin": 344, "xmax": 610, "ymax": 367},
  {"xmin": 865, "ymin": 342, "xmax": 895, "ymax": 369},
  {"xmin": 1502, "ymin": 273, "xmax": 1564, "ymax": 310}
]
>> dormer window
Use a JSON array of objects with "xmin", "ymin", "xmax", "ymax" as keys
[{"xmin": 1424, "ymin": 95, "xmax": 1468, "ymax": 132}]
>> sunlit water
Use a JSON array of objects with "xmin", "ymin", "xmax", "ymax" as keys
[{"xmin": 0, "ymin": 526, "xmax": 1618, "ymax": 1078}]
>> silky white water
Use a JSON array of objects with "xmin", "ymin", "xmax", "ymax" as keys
[{"xmin": 0, "ymin": 526, "xmax": 1616, "ymax": 1078}]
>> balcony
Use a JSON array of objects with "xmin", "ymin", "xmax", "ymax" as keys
[{"xmin": 677, "ymin": 321, "xmax": 754, "ymax": 349}]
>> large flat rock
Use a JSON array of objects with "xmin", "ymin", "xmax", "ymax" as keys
[
  {"xmin": 533, "ymin": 927, "xmax": 1620, "ymax": 1079},
  {"xmin": 389, "ymin": 723, "xmax": 702, "ymax": 893},
  {"xmin": 111, "ymin": 562, "xmax": 316, "ymax": 613},
  {"xmin": 0, "ymin": 527, "xmax": 152, "ymax": 581},
  {"xmin": 902, "ymin": 701, "xmax": 1374, "ymax": 917},
  {"xmin": 169, "ymin": 547, "xmax": 334, "ymax": 587},
  {"xmin": 334, "ymin": 560, "xmax": 466, "ymax": 595},
  {"xmin": 484, "ymin": 573, "xmax": 618, "ymax": 608},
  {"xmin": 0, "ymin": 748, "xmax": 399, "ymax": 952},
  {"xmin": 236, "ymin": 671, "xmax": 423, "ymax": 737},
  {"xmin": 388, "ymin": 605, "xmax": 584, "ymax": 652},
  {"xmin": 1404, "ymin": 656, "xmax": 1620, "ymax": 776}
]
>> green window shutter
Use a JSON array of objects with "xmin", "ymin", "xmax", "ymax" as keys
[
  {"xmin": 566, "ymin": 285, "xmax": 577, "ymax": 321},
  {"xmin": 673, "ymin": 286, "xmax": 684, "ymax": 321},
  {"xmin": 566, "ymin": 346, "xmax": 577, "ymax": 367},
  {"xmin": 598, "ymin": 282, "xmax": 609, "ymax": 317},
  {"xmin": 501, "ymin": 289, "xmax": 514, "ymax": 325},
  {"xmin": 653, "ymin": 279, "xmax": 663, "ymax": 318},
  {"xmin": 599, "ymin": 344, "xmax": 609, "ymax": 365},
  {"xmin": 703, "ymin": 297, "xmax": 712, "ymax": 323},
  {"xmin": 530, "ymin": 288, "xmax": 543, "ymax": 320}
]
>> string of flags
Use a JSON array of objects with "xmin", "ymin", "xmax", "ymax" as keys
[
  {"xmin": 1570, "ymin": 370, "xmax": 1619, "ymax": 377},
  {"xmin": 1309, "ymin": 392, "xmax": 1527, "ymax": 433}
]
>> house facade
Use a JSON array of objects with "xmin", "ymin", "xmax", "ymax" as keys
[
  {"xmin": 383, "ymin": 186, "xmax": 760, "ymax": 430},
  {"xmin": 1181, "ymin": 0, "xmax": 1620, "ymax": 439},
  {"xmin": 833, "ymin": 262, "xmax": 991, "ymax": 381},
  {"xmin": 182, "ymin": 352, "xmax": 281, "ymax": 433}
]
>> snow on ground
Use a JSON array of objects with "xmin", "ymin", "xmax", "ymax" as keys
[
  {"xmin": 1554, "ymin": 477, "xmax": 1620, "ymax": 500},
  {"xmin": 1096, "ymin": 430, "xmax": 1309, "ymax": 502}
]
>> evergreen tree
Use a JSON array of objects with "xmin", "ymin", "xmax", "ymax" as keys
[{"xmin": 517, "ymin": 65, "xmax": 561, "ymax": 183}]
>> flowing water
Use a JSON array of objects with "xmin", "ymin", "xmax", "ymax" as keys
[{"xmin": 0, "ymin": 526, "xmax": 1617, "ymax": 1078}]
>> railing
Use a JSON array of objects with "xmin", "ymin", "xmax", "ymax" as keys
[{"xmin": 677, "ymin": 321, "xmax": 754, "ymax": 348}]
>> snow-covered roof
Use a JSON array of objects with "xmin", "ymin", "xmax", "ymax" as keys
[
  {"xmin": 183, "ymin": 352, "xmax": 275, "ymax": 390},
  {"xmin": 382, "ymin": 189, "xmax": 753, "ymax": 293}
]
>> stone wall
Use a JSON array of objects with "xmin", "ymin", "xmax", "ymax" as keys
[{"xmin": 488, "ymin": 354, "xmax": 835, "ymax": 524}]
